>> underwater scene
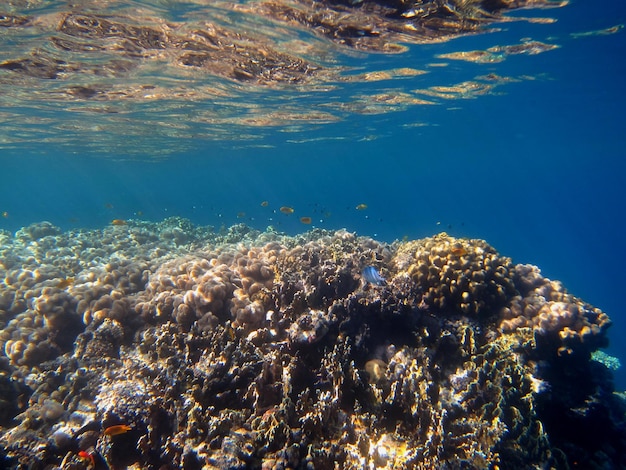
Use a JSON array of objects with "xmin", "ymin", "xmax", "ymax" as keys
[{"xmin": 1, "ymin": 0, "xmax": 625, "ymax": 468}]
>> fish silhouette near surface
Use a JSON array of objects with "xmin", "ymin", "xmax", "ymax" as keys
[{"xmin": 362, "ymin": 266, "xmax": 386, "ymax": 286}]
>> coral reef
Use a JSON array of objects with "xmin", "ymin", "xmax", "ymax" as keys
[{"xmin": 0, "ymin": 222, "xmax": 624, "ymax": 469}]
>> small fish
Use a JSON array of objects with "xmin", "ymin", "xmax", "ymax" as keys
[
  {"xmin": 362, "ymin": 266, "xmax": 385, "ymax": 286},
  {"xmin": 355, "ymin": 204, "xmax": 368, "ymax": 210},
  {"xmin": 111, "ymin": 219, "xmax": 127, "ymax": 226},
  {"xmin": 77, "ymin": 450, "xmax": 95, "ymax": 467},
  {"xmin": 78, "ymin": 448, "xmax": 109, "ymax": 469},
  {"xmin": 260, "ymin": 201, "xmax": 269, "ymax": 207},
  {"xmin": 103, "ymin": 424, "xmax": 132, "ymax": 436},
  {"xmin": 279, "ymin": 206, "xmax": 294, "ymax": 214},
  {"xmin": 300, "ymin": 216, "xmax": 312, "ymax": 224},
  {"xmin": 57, "ymin": 277, "xmax": 74, "ymax": 289},
  {"xmin": 365, "ymin": 358, "xmax": 387, "ymax": 384},
  {"xmin": 449, "ymin": 246, "xmax": 467, "ymax": 256},
  {"xmin": 1, "ymin": 211, "xmax": 8, "ymax": 218}
]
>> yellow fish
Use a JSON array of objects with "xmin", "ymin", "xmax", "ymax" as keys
[{"xmin": 103, "ymin": 424, "xmax": 132, "ymax": 436}]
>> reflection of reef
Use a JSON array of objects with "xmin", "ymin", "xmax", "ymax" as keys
[
  {"xmin": 0, "ymin": 0, "xmax": 568, "ymax": 151},
  {"xmin": 438, "ymin": 40, "xmax": 560, "ymax": 63},
  {"xmin": 0, "ymin": 12, "xmax": 320, "ymax": 86},
  {"xmin": 242, "ymin": 0, "xmax": 564, "ymax": 52},
  {"xmin": 1, "ymin": 220, "xmax": 625, "ymax": 469},
  {"xmin": 0, "ymin": 0, "xmax": 563, "ymax": 87}
]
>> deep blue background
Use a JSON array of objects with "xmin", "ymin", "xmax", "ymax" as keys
[{"xmin": 1, "ymin": 0, "xmax": 625, "ymax": 386}]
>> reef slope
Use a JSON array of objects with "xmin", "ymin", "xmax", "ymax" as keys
[{"xmin": 0, "ymin": 220, "xmax": 624, "ymax": 469}]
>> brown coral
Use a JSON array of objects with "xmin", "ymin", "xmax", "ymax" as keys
[
  {"xmin": 499, "ymin": 263, "xmax": 611, "ymax": 356},
  {"xmin": 393, "ymin": 233, "xmax": 516, "ymax": 319}
]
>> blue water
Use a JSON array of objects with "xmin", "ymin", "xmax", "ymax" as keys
[{"xmin": 1, "ymin": 0, "xmax": 625, "ymax": 388}]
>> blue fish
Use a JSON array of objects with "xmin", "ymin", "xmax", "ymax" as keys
[{"xmin": 362, "ymin": 266, "xmax": 385, "ymax": 286}]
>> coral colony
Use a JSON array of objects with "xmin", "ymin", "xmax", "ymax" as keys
[{"xmin": 1, "ymin": 219, "xmax": 625, "ymax": 468}]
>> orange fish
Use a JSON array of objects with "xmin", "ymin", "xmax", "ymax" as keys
[
  {"xmin": 450, "ymin": 246, "xmax": 467, "ymax": 256},
  {"xmin": 77, "ymin": 450, "xmax": 95, "ymax": 466},
  {"xmin": 57, "ymin": 277, "xmax": 74, "ymax": 289},
  {"xmin": 355, "ymin": 204, "xmax": 368, "ymax": 210},
  {"xmin": 103, "ymin": 424, "xmax": 132, "ymax": 436},
  {"xmin": 300, "ymin": 216, "xmax": 312, "ymax": 224},
  {"xmin": 111, "ymin": 219, "xmax": 127, "ymax": 226},
  {"xmin": 279, "ymin": 206, "xmax": 294, "ymax": 214}
]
